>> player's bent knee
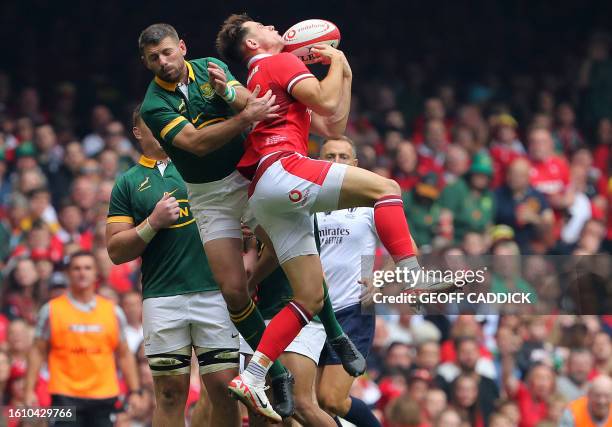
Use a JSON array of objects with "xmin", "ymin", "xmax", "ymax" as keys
[
  {"xmin": 148, "ymin": 347, "xmax": 192, "ymax": 377},
  {"xmin": 195, "ymin": 347, "xmax": 239, "ymax": 376},
  {"xmin": 318, "ymin": 392, "xmax": 345, "ymax": 414},
  {"xmin": 381, "ymin": 177, "xmax": 401, "ymax": 196},
  {"xmin": 297, "ymin": 293, "xmax": 324, "ymax": 315},
  {"xmin": 219, "ymin": 285, "xmax": 249, "ymax": 310}
]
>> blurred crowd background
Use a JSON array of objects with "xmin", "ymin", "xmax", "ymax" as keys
[{"xmin": 0, "ymin": 0, "xmax": 611, "ymax": 426}]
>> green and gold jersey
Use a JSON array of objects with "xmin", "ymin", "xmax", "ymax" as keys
[
  {"xmin": 107, "ymin": 156, "xmax": 218, "ymax": 299},
  {"xmin": 140, "ymin": 58, "xmax": 245, "ymax": 184},
  {"xmin": 439, "ymin": 178, "xmax": 495, "ymax": 243},
  {"xmin": 256, "ymin": 267, "xmax": 320, "ymax": 323}
]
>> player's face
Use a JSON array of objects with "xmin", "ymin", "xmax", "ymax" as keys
[
  {"xmin": 243, "ymin": 21, "xmax": 284, "ymax": 52},
  {"xmin": 133, "ymin": 120, "xmax": 166, "ymax": 159},
  {"xmin": 320, "ymin": 140, "xmax": 357, "ymax": 166},
  {"xmin": 142, "ymin": 37, "xmax": 187, "ymax": 82},
  {"xmin": 68, "ymin": 255, "xmax": 97, "ymax": 291}
]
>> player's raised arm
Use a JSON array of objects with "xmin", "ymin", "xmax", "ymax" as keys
[
  {"xmin": 207, "ymin": 61, "xmax": 251, "ymax": 111},
  {"xmin": 290, "ymin": 44, "xmax": 346, "ymax": 117},
  {"xmin": 171, "ymin": 86, "xmax": 278, "ymax": 157},
  {"xmin": 310, "ymin": 54, "xmax": 352, "ymax": 138}
]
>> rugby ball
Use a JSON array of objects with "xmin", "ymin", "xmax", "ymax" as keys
[{"xmin": 282, "ymin": 19, "xmax": 341, "ymax": 64}]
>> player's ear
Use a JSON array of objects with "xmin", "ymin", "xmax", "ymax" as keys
[
  {"xmin": 133, "ymin": 126, "xmax": 142, "ymax": 140},
  {"xmin": 353, "ymin": 159, "xmax": 358, "ymax": 167},
  {"xmin": 245, "ymin": 37, "xmax": 259, "ymax": 51},
  {"xmin": 178, "ymin": 39, "xmax": 187, "ymax": 56}
]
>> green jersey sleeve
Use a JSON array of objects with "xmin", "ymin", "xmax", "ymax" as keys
[
  {"xmin": 206, "ymin": 57, "xmax": 241, "ymax": 87},
  {"xmin": 141, "ymin": 102, "xmax": 189, "ymax": 145},
  {"xmin": 107, "ymin": 175, "xmax": 135, "ymax": 225}
]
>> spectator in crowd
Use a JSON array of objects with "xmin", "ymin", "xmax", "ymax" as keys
[
  {"xmin": 560, "ymin": 375, "xmax": 612, "ymax": 427},
  {"xmin": 503, "ymin": 361, "xmax": 556, "ymax": 427},
  {"xmin": 451, "ymin": 373, "xmax": 486, "ymax": 427},
  {"xmin": 403, "ymin": 172, "xmax": 443, "ymax": 247},
  {"xmin": 418, "ymin": 118, "xmax": 448, "ymax": 177},
  {"xmin": 494, "ymin": 158, "xmax": 554, "ymax": 253},
  {"xmin": 434, "ymin": 408, "xmax": 463, "ymax": 427},
  {"xmin": 557, "ymin": 348, "xmax": 595, "ymax": 401},
  {"xmin": 444, "ymin": 144, "xmax": 470, "ymax": 185},
  {"xmin": 439, "ymin": 336, "xmax": 499, "ymax": 422},
  {"xmin": 82, "ymin": 105, "xmax": 114, "ymax": 157},
  {"xmin": 591, "ymin": 331, "xmax": 612, "ymax": 376},
  {"xmin": 490, "ymin": 240, "xmax": 537, "ymax": 304},
  {"xmin": 553, "ymin": 103, "xmax": 584, "ymax": 154},
  {"xmin": 527, "ymin": 127, "xmax": 571, "ymax": 241},
  {"xmin": 490, "ymin": 113, "xmax": 525, "ymax": 188},
  {"xmin": 440, "ymin": 152, "xmax": 495, "ymax": 243},
  {"xmin": 3, "ymin": 258, "xmax": 41, "ymax": 325}
]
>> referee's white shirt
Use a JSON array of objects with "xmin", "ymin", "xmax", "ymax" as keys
[{"xmin": 316, "ymin": 208, "xmax": 379, "ymax": 312}]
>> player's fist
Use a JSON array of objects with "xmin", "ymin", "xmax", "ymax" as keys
[{"xmin": 149, "ymin": 192, "xmax": 180, "ymax": 230}]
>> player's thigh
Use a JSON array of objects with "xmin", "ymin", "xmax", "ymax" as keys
[
  {"xmin": 187, "ymin": 170, "xmax": 249, "ymax": 243},
  {"xmin": 203, "ymin": 238, "xmax": 247, "ymax": 303},
  {"xmin": 316, "ymin": 364, "xmax": 355, "ymax": 407},
  {"xmin": 337, "ymin": 164, "xmax": 401, "ymax": 209},
  {"xmin": 189, "ymin": 291, "xmax": 240, "ymax": 374},
  {"xmin": 142, "ymin": 294, "xmax": 192, "ymax": 369}
]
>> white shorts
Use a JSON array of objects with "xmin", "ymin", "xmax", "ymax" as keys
[
  {"xmin": 187, "ymin": 170, "xmax": 249, "ymax": 243},
  {"xmin": 239, "ymin": 320, "xmax": 326, "ymax": 364},
  {"xmin": 142, "ymin": 290, "xmax": 239, "ymax": 356},
  {"xmin": 248, "ymin": 153, "xmax": 347, "ymax": 264}
]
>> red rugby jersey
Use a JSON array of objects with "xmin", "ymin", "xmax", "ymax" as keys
[{"xmin": 237, "ymin": 53, "xmax": 316, "ymax": 178}]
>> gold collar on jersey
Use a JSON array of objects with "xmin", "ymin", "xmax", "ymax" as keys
[{"xmin": 154, "ymin": 61, "xmax": 195, "ymax": 92}]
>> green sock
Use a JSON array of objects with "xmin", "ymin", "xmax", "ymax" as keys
[
  {"xmin": 318, "ymin": 280, "xmax": 344, "ymax": 340},
  {"xmin": 229, "ymin": 299, "xmax": 286, "ymax": 379}
]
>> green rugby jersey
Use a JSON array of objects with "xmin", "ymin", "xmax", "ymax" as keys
[
  {"xmin": 140, "ymin": 58, "xmax": 245, "ymax": 184},
  {"xmin": 107, "ymin": 156, "xmax": 218, "ymax": 298},
  {"xmin": 256, "ymin": 248, "xmax": 320, "ymax": 322}
]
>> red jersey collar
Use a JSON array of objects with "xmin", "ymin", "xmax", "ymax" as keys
[{"xmin": 247, "ymin": 53, "xmax": 273, "ymax": 68}]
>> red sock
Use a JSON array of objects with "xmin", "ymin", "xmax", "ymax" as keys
[
  {"xmin": 374, "ymin": 195, "xmax": 416, "ymax": 261},
  {"xmin": 256, "ymin": 301, "xmax": 312, "ymax": 361}
]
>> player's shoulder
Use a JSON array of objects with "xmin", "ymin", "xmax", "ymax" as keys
[
  {"xmin": 141, "ymin": 81, "xmax": 169, "ymax": 111},
  {"xmin": 113, "ymin": 164, "xmax": 143, "ymax": 188}
]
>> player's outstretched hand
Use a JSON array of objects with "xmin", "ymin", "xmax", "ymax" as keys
[
  {"xmin": 242, "ymin": 85, "xmax": 280, "ymax": 123},
  {"xmin": 149, "ymin": 192, "xmax": 180, "ymax": 230},
  {"xmin": 208, "ymin": 62, "xmax": 228, "ymax": 96},
  {"xmin": 310, "ymin": 44, "xmax": 344, "ymax": 64},
  {"xmin": 359, "ymin": 278, "xmax": 378, "ymax": 308}
]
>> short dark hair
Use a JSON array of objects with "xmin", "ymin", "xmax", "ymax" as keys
[
  {"xmin": 132, "ymin": 103, "xmax": 143, "ymax": 127},
  {"xmin": 68, "ymin": 250, "xmax": 95, "ymax": 268},
  {"xmin": 138, "ymin": 23, "xmax": 179, "ymax": 55},
  {"xmin": 322, "ymin": 135, "xmax": 357, "ymax": 158},
  {"xmin": 216, "ymin": 14, "xmax": 253, "ymax": 63}
]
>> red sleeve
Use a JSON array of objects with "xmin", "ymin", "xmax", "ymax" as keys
[
  {"xmin": 559, "ymin": 157, "xmax": 570, "ymax": 186},
  {"xmin": 273, "ymin": 53, "xmax": 315, "ymax": 94}
]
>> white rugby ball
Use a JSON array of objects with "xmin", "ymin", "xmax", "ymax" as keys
[{"xmin": 282, "ymin": 19, "xmax": 341, "ymax": 64}]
